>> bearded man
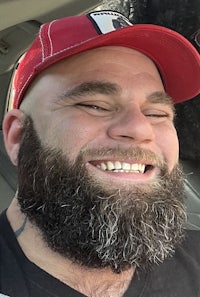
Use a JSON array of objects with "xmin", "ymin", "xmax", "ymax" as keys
[{"xmin": 1, "ymin": 10, "xmax": 200, "ymax": 297}]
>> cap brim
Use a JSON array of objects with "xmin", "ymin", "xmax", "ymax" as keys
[{"xmin": 37, "ymin": 24, "xmax": 200, "ymax": 103}]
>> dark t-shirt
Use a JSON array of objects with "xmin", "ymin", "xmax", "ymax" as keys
[{"xmin": 0, "ymin": 210, "xmax": 200, "ymax": 297}]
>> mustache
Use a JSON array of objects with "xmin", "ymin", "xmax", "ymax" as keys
[{"xmin": 79, "ymin": 146, "xmax": 166, "ymax": 169}]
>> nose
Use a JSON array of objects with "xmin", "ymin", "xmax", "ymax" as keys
[{"xmin": 107, "ymin": 106, "xmax": 155, "ymax": 144}]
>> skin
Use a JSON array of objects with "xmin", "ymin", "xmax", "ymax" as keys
[{"xmin": 3, "ymin": 46, "xmax": 179, "ymax": 297}]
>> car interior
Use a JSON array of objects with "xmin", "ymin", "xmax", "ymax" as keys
[{"xmin": 0, "ymin": 0, "xmax": 200, "ymax": 231}]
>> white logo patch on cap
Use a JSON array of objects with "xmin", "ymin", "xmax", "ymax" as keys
[{"xmin": 88, "ymin": 11, "xmax": 133, "ymax": 34}]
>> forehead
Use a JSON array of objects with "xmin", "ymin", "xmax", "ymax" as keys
[
  {"xmin": 46, "ymin": 46, "xmax": 159, "ymax": 74},
  {"xmin": 21, "ymin": 46, "xmax": 165, "ymax": 110},
  {"xmin": 32, "ymin": 46, "xmax": 163, "ymax": 90}
]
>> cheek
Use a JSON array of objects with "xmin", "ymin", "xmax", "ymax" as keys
[
  {"xmin": 45, "ymin": 115, "xmax": 103, "ymax": 160},
  {"xmin": 156, "ymin": 126, "xmax": 179, "ymax": 170}
]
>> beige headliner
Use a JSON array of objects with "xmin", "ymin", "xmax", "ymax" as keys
[{"xmin": 0, "ymin": 0, "xmax": 99, "ymax": 30}]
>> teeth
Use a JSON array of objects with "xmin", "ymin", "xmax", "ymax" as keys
[
  {"xmin": 100, "ymin": 163, "xmax": 107, "ymax": 171},
  {"xmin": 98, "ymin": 161, "xmax": 146, "ymax": 173},
  {"xmin": 122, "ymin": 162, "xmax": 131, "ymax": 170},
  {"xmin": 115, "ymin": 161, "xmax": 122, "ymax": 170},
  {"xmin": 131, "ymin": 163, "xmax": 139, "ymax": 171}
]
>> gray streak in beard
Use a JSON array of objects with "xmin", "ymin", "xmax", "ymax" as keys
[{"xmin": 88, "ymin": 180, "xmax": 186, "ymax": 272}]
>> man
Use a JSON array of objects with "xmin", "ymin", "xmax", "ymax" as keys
[{"xmin": 0, "ymin": 10, "xmax": 200, "ymax": 297}]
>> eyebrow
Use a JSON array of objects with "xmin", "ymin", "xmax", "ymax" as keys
[
  {"xmin": 57, "ymin": 80, "xmax": 174, "ymax": 110},
  {"xmin": 147, "ymin": 91, "xmax": 175, "ymax": 111},
  {"xmin": 58, "ymin": 81, "xmax": 120, "ymax": 102}
]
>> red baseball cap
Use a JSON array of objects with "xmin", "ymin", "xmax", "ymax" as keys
[{"xmin": 12, "ymin": 10, "xmax": 200, "ymax": 108}]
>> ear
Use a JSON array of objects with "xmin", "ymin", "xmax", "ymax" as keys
[{"xmin": 3, "ymin": 109, "xmax": 25, "ymax": 166}]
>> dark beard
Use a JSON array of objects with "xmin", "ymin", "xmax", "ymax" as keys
[{"xmin": 17, "ymin": 116, "xmax": 186, "ymax": 273}]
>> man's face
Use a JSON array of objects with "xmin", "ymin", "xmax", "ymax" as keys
[
  {"xmin": 18, "ymin": 47, "xmax": 186, "ymax": 272},
  {"xmin": 22, "ymin": 46, "xmax": 179, "ymax": 177}
]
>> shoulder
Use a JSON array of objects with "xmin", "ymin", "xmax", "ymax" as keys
[
  {"xmin": 180, "ymin": 229, "xmax": 200, "ymax": 258},
  {"xmin": 169, "ymin": 229, "xmax": 200, "ymax": 274}
]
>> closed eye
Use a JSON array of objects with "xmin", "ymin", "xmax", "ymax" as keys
[
  {"xmin": 77, "ymin": 103, "xmax": 108, "ymax": 111},
  {"xmin": 143, "ymin": 107, "xmax": 173, "ymax": 119},
  {"xmin": 143, "ymin": 108, "xmax": 174, "ymax": 123},
  {"xmin": 146, "ymin": 113, "xmax": 168, "ymax": 118}
]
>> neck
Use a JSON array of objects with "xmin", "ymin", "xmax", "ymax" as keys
[{"xmin": 7, "ymin": 198, "xmax": 135, "ymax": 297}]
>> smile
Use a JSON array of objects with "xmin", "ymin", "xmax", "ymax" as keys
[{"xmin": 94, "ymin": 161, "xmax": 151, "ymax": 173}]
